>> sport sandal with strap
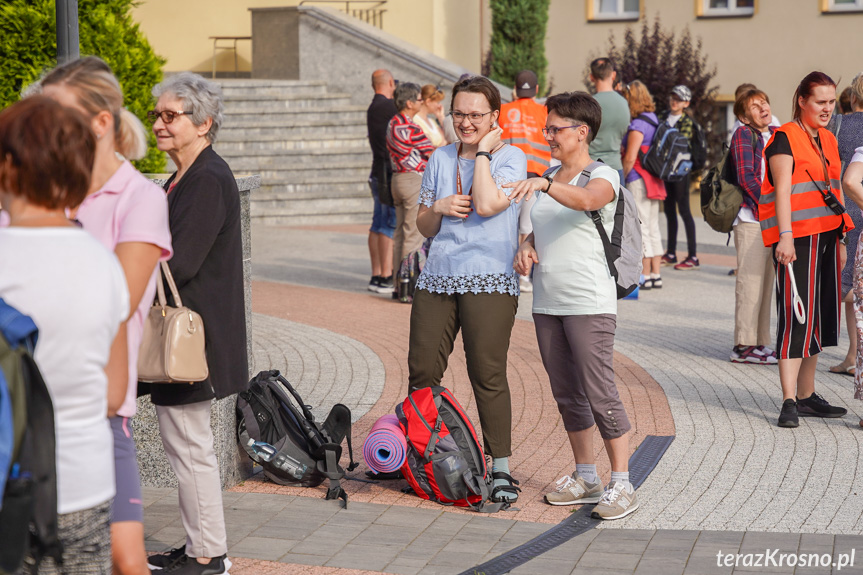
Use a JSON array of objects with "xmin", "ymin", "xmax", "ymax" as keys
[{"xmin": 490, "ymin": 471, "xmax": 521, "ymax": 504}]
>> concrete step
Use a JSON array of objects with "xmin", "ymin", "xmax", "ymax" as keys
[
  {"xmin": 251, "ymin": 196, "xmax": 372, "ymax": 220},
  {"xmin": 253, "ymin": 212, "xmax": 371, "ymax": 226},
  {"xmin": 214, "ymin": 134, "xmax": 368, "ymax": 152},
  {"xmin": 217, "ymin": 80, "xmax": 328, "ymax": 97},
  {"xmin": 223, "ymin": 107, "xmax": 366, "ymax": 124},
  {"xmin": 220, "ymin": 122, "xmax": 366, "ymax": 138},
  {"xmin": 231, "ymin": 163, "xmax": 369, "ymax": 181},
  {"xmin": 256, "ymin": 180, "xmax": 369, "ymax": 201},
  {"xmin": 217, "ymin": 147, "xmax": 371, "ymax": 165},
  {"xmin": 222, "ymin": 93, "xmax": 353, "ymax": 110}
]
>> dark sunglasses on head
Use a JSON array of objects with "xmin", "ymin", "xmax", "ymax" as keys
[{"xmin": 147, "ymin": 110, "xmax": 193, "ymax": 124}]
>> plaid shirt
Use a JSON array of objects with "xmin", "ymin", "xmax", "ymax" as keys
[
  {"xmin": 386, "ymin": 113, "xmax": 435, "ymax": 173},
  {"xmin": 729, "ymin": 125, "xmax": 777, "ymax": 218}
]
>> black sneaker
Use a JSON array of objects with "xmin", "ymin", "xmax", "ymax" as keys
[
  {"xmin": 367, "ymin": 276, "xmax": 381, "ymax": 292},
  {"xmin": 797, "ymin": 392, "xmax": 847, "ymax": 418},
  {"xmin": 148, "ymin": 546, "xmax": 186, "ymax": 570},
  {"xmin": 163, "ymin": 555, "xmax": 229, "ymax": 575},
  {"xmin": 375, "ymin": 275, "xmax": 394, "ymax": 294},
  {"xmin": 778, "ymin": 399, "xmax": 799, "ymax": 428}
]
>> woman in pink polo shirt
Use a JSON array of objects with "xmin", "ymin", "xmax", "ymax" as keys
[{"xmin": 39, "ymin": 57, "xmax": 172, "ymax": 575}]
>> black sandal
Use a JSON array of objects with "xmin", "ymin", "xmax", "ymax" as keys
[{"xmin": 490, "ymin": 471, "xmax": 521, "ymax": 503}]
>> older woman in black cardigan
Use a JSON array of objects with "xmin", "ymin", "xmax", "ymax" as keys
[{"xmin": 145, "ymin": 72, "xmax": 246, "ymax": 575}]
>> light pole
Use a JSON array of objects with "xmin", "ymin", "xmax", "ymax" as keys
[{"xmin": 56, "ymin": 0, "xmax": 79, "ymax": 64}]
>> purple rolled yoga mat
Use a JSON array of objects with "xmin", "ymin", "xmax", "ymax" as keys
[{"xmin": 362, "ymin": 414, "xmax": 407, "ymax": 473}]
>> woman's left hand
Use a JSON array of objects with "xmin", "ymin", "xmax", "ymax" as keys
[
  {"xmin": 840, "ymin": 240, "xmax": 848, "ymax": 270},
  {"xmin": 514, "ymin": 239, "xmax": 539, "ymax": 276},
  {"xmin": 477, "ymin": 126, "xmax": 503, "ymax": 153},
  {"xmin": 503, "ymin": 177, "xmax": 546, "ymax": 204}
]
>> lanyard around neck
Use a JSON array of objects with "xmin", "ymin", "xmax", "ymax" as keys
[
  {"xmin": 796, "ymin": 120, "xmax": 831, "ymax": 190},
  {"xmin": 456, "ymin": 142, "xmax": 503, "ymax": 195}
]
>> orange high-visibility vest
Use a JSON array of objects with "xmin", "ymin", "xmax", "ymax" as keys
[
  {"xmin": 500, "ymin": 98, "xmax": 551, "ymax": 176},
  {"xmin": 759, "ymin": 121, "xmax": 853, "ymax": 246}
]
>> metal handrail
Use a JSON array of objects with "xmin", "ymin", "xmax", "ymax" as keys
[{"xmin": 298, "ymin": 0, "xmax": 387, "ymax": 28}]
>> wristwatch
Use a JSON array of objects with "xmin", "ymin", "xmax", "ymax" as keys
[
  {"xmin": 543, "ymin": 175, "xmax": 554, "ymax": 192},
  {"xmin": 475, "ymin": 151, "xmax": 492, "ymax": 161}
]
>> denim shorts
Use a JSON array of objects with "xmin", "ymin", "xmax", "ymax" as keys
[{"xmin": 370, "ymin": 176, "xmax": 396, "ymax": 238}]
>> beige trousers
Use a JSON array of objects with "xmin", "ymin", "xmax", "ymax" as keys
[
  {"xmin": 155, "ymin": 401, "xmax": 227, "ymax": 558},
  {"xmin": 629, "ymin": 177, "xmax": 663, "ymax": 257},
  {"xmin": 733, "ymin": 221, "xmax": 774, "ymax": 346},
  {"xmin": 391, "ymin": 171, "xmax": 425, "ymax": 269}
]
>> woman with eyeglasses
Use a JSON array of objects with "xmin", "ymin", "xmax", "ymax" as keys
[
  {"xmin": 507, "ymin": 91, "xmax": 636, "ymax": 521},
  {"xmin": 38, "ymin": 56, "xmax": 172, "ymax": 575},
  {"xmin": 622, "ymin": 80, "xmax": 666, "ymax": 290},
  {"xmin": 411, "ymin": 75, "xmax": 527, "ymax": 505},
  {"xmin": 144, "ymin": 72, "xmax": 247, "ymax": 575}
]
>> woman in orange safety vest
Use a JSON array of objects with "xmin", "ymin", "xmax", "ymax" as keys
[{"xmin": 759, "ymin": 71, "xmax": 854, "ymax": 429}]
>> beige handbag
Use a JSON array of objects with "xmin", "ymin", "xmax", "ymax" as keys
[{"xmin": 137, "ymin": 261, "xmax": 209, "ymax": 383}]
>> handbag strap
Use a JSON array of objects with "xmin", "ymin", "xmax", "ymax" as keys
[{"xmin": 156, "ymin": 261, "xmax": 183, "ymax": 308}]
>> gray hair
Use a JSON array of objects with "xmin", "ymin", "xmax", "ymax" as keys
[
  {"xmin": 152, "ymin": 72, "xmax": 224, "ymax": 143},
  {"xmin": 394, "ymin": 82, "xmax": 421, "ymax": 112}
]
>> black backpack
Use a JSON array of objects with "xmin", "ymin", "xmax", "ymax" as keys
[
  {"xmin": 236, "ymin": 370, "xmax": 358, "ymax": 505},
  {"xmin": 690, "ymin": 121, "xmax": 708, "ymax": 171},
  {"xmin": 0, "ymin": 299, "xmax": 61, "ymax": 573},
  {"xmin": 637, "ymin": 114, "xmax": 692, "ymax": 181}
]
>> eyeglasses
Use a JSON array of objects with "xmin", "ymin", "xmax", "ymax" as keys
[
  {"xmin": 452, "ymin": 110, "xmax": 493, "ymax": 124},
  {"xmin": 147, "ymin": 110, "xmax": 193, "ymax": 124},
  {"xmin": 542, "ymin": 125, "xmax": 588, "ymax": 138}
]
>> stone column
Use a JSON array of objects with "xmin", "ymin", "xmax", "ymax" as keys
[{"xmin": 135, "ymin": 175, "xmax": 260, "ymax": 489}]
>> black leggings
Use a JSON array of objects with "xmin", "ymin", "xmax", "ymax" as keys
[{"xmin": 664, "ymin": 176, "xmax": 696, "ymax": 258}]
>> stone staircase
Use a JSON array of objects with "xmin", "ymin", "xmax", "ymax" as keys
[{"xmin": 214, "ymin": 79, "xmax": 372, "ymax": 225}]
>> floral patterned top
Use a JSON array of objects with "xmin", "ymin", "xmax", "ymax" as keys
[{"xmin": 416, "ymin": 143, "xmax": 527, "ymax": 295}]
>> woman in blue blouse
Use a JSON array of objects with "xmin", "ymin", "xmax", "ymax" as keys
[{"xmin": 411, "ymin": 75, "xmax": 528, "ymax": 504}]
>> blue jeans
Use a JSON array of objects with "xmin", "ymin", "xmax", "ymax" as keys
[{"xmin": 369, "ymin": 176, "xmax": 396, "ymax": 238}]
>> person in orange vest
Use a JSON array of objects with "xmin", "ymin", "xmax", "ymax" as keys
[
  {"xmin": 501, "ymin": 70, "xmax": 551, "ymax": 293},
  {"xmin": 760, "ymin": 71, "xmax": 854, "ymax": 428}
]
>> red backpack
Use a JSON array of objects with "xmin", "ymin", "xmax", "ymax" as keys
[{"xmin": 397, "ymin": 386, "xmax": 509, "ymax": 513}]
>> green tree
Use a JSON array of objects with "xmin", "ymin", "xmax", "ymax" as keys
[
  {"xmin": 0, "ymin": 0, "xmax": 166, "ymax": 173},
  {"xmin": 487, "ymin": 0, "xmax": 550, "ymax": 94},
  {"xmin": 584, "ymin": 15, "xmax": 722, "ymax": 166}
]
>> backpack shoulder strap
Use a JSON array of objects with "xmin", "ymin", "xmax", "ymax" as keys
[
  {"xmin": 577, "ymin": 164, "xmax": 620, "ymax": 281},
  {"xmin": 636, "ymin": 113, "xmax": 658, "ymax": 128}
]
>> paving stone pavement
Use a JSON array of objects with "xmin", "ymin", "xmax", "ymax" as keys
[{"xmin": 141, "ymin": 220, "xmax": 863, "ymax": 574}]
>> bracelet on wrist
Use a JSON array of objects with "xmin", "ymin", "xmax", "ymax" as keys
[
  {"xmin": 475, "ymin": 151, "xmax": 492, "ymax": 161},
  {"xmin": 779, "ymin": 230, "xmax": 793, "ymax": 237}
]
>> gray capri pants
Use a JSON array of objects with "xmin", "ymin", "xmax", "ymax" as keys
[{"xmin": 533, "ymin": 313, "xmax": 631, "ymax": 439}]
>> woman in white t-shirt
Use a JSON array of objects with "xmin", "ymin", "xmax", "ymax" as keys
[
  {"xmin": 727, "ymin": 88, "xmax": 778, "ymax": 365},
  {"xmin": 842, "ymin": 146, "xmax": 863, "ymax": 425},
  {"xmin": 0, "ymin": 96, "xmax": 129, "ymax": 573},
  {"xmin": 508, "ymin": 92, "xmax": 636, "ymax": 521}
]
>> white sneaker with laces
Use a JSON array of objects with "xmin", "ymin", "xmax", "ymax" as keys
[
  {"xmin": 544, "ymin": 475, "xmax": 603, "ymax": 506},
  {"xmin": 591, "ymin": 481, "xmax": 639, "ymax": 520}
]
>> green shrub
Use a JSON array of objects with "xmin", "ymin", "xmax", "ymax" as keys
[
  {"xmin": 0, "ymin": 0, "xmax": 166, "ymax": 173},
  {"xmin": 487, "ymin": 0, "xmax": 550, "ymax": 94}
]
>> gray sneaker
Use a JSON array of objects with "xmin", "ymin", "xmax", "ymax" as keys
[
  {"xmin": 591, "ymin": 481, "xmax": 639, "ymax": 520},
  {"xmin": 544, "ymin": 475, "xmax": 603, "ymax": 506}
]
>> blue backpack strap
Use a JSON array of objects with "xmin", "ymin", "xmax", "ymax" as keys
[{"xmin": 0, "ymin": 299, "xmax": 38, "ymax": 354}]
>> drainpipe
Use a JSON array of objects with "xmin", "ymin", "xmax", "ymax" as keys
[{"xmin": 56, "ymin": 0, "xmax": 80, "ymax": 65}]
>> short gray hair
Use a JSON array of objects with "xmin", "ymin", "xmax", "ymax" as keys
[
  {"xmin": 152, "ymin": 72, "xmax": 224, "ymax": 143},
  {"xmin": 394, "ymin": 82, "xmax": 421, "ymax": 112}
]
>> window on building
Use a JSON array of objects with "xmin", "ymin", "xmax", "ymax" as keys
[
  {"xmin": 822, "ymin": 0, "xmax": 863, "ymax": 12},
  {"xmin": 588, "ymin": 0, "xmax": 640, "ymax": 21},
  {"xmin": 697, "ymin": 0, "xmax": 756, "ymax": 17}
]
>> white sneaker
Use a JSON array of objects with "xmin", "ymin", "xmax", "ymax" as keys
[
  {"xmin": 519, "ymin": 275, "xmax": 533, "ymax": 293},
  {"xmin": 544, "ymin": 475, "xmax": 603, "ymax": 506},
  {"xmin": 591, "ymin": 481, "xmax": 639, "ymax": 520}
]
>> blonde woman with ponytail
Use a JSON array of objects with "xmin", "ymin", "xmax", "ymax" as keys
[{"xmin": 38, "ymin": 56, "xmax": 173, "ymax": 575}]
